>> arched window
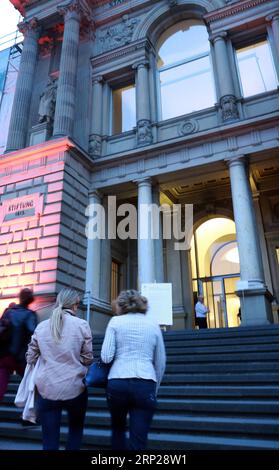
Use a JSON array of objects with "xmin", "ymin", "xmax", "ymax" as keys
[{"xmin": 157, "ymin": 20, "xmax": 216, "ymax": 120}]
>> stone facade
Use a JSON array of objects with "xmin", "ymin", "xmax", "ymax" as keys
[{"xmin": 1, "ymin": 0, "xmax": 279, "ymax": 332}]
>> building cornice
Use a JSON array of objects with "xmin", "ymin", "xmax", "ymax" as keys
[{"xmin": 204, "ymin": 0, "xmax": 272, "ymax": 24}]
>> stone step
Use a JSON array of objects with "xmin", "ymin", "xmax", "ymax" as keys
[
  {"xmin": 166, "ymin": 352, "xmax": 279, "ymax": 363},
  {"xmin": 7, "ymin": 383, "xmax": 279, "ymax": 398},
  {"xmin": 165, "ymin": 362, "xmax": 279, "ymax": 373},
  {"xmin": 4, "ymin": 394, "xmax": 279, "ymax": 414},
  {"xmin": 2, "ymin": 406, "xmax": 279, "ymax": 436},
  {"xmin": 0, "ymin": 422, "xmax": 279, "ymax": 450}
]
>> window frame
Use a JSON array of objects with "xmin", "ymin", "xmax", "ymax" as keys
[
  {"xmin": 156, "ymin": 21, "xmax": 216, "ymax": 122},
  {"xmin": 109, "ymin": 80, "xmax": 136, "ymax": 136},
  {"xmin": 234, "ymin": 36, "xmax": 279, "ymax": 99}
]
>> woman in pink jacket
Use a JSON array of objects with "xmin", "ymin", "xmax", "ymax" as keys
[{"xmin": 26, "ymin": 288, "xmax": 93, "ymax": 450}]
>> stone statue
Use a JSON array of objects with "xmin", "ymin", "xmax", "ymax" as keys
[
  {"xmin": 220, "ymin": 95, "xmax": 239, "ymax": 122},
  {"xmin": 38, "ymin": 77, "xmax": 57, "ymax": 124}
]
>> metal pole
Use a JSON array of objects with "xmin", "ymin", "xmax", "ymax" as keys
[{"xmin": 86, "ymin": 291, "xmax": 91, "ymax": 324}]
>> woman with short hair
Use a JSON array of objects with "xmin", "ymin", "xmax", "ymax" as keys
[
  {"xmin": 26, "ymin": 288, "xmax": 93, "ymax": 450},
  {"xmin": 101, "ymin": 289, "xmax": 166, "ymax": 450}
]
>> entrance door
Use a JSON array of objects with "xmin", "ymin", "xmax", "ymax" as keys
[{"xmin": 200, "ymin": 275, "xmax": 240, "ymax": 328}]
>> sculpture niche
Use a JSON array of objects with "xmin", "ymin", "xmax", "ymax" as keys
[{"xmin": 38, "ymin": 77, "xmax": 57, "ymax": 125}]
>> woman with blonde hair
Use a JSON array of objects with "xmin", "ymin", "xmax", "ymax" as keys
[
  {"xmin": 101, "ymin": 289, "xmax": 166, "ymax": 450},
  {"xmin": 26, "ymin": 288, "xmax": 93, "ymax": 450}
]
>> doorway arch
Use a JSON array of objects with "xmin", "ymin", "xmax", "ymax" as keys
[{"xmin": 191, "ymin": 217, "xmax": 241, "ymax": 328}]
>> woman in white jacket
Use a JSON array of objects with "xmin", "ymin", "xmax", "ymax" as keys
[
  {"xmin": 26, "ymin": 288, "xmax": 93, "ymax": 450},
  {"xmin": 101, "ymin": 289, "xmax": 166, "ymax": 450}
]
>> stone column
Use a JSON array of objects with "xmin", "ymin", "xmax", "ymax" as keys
[
  {"xmin": 89, "ymin": 76, "xmax": 103, "ymax": 158},
  {"xmin": 53, "ymin": 0, "xmax": 82, "ymax": 137},
  {"xmin": 152, "ymin": 184, "xmax": 164, "ymax": 283},
  {"xmin": 227, "ymin": 156, "xmax": 273, "ymax": 325},
  {"xmin": 133, "ymin": 61, "xmax": 153, "ymax": 146},
  {"xmin": 166, "ymin": 236, "xmax": 185, "ymax": 329},
  {"xmin": 5, "ymin": 18, "xmax": 40, "ymax": 152},
  {"xmin": 85, "ymin": 190, "xmax": 102, "ymax": 299},
  {"xmin": 210, "ymin": 32, "xmax": 239, "ymax": 122},
  {"xmin": 266, "ymin": 12, "xmax": 279, "ymax": 58},
  {"xmin": 181, "ymin": 249, "xmax": 195, "ymax": 329},
  {"xmin": 136, "ymin": 178, "xmax": 155, "ymax": 287},
  {"xmin": 100, "ymin": 199, "xmax": 112, "ymax": 302}
]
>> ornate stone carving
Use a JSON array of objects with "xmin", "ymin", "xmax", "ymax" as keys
[
  {"xmin": 18, "ymin": 17, "xmax": 40, "ymax": 36},
  {"xmin": 38, "ymin": 36, "xmax": 54, "ymax": 56},
  {"xmin": 99, "ymin": 15, "xmax": 139, "ymax": 53},
  {"xmin": 220, "ymin": 95, "xmax": 239, "ymax": 122},
  {"xmin": 137, "ymin": 120, "xmax": 153, "ymax": 147},
  {"xmin": 178, "ymin": 119, "xmax": 199, "ymax": 136},
  {"xmin": 168, "ymin": 0, "xmax": 178, "ymax": 7},
  {"xmin": 58, "ymin": 0, "xmax": 83, "ymax": 17},
  {"xmin": 38, "ymin": 77, "xmax": 57, "ymax": 125},
  {"xmin": 89, "ymin": 134, "xmax": 102, "ymax": 157}
]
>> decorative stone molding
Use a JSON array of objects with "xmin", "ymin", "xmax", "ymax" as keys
[
  {"xmin": 137, "ymin": 120, "xmax": 153, "ymax": 147},
  {"xmin": 132, "ymin": 59, "xmax": 149, "ymax": 70},
  {"xmin": 92, "ymin": 75, "xmax": 103, "ymax": 85},
  {"xmin": 99, "ymin": 14, "xmax": 140, "ymax": 53},
  {"xmin": 220, "ymin": 95, "xmax": 239, "ymax": 122},
  {"xmin": 178, "ymin": 119, "xmax": 199, "ymax": 136},
  {"xmin": 204, "ymin": 0, "xmax": 269, "ymax": 24},
  {"xmin": 58, "ymin": 0, "xmax": 83, "ymax": 17},
  {"xmin": 266, "ymin": 11, "xmax": 279, "ymax": 22},
  {"xmin": 89, "ymin": 134, "xmax": 102, "ymax": 157}
]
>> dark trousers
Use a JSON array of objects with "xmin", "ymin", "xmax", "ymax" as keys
[
  {"xmin": 196, "ymin": 317, "xmax": 208, "ymax": 329},
  {"xmin": 106, "ymin": 378, "xmax": 157, "ymax": 451},
  {"xmin": 37, "ymin": 388, "xmax": 88, "ymax": 450},
  {"xmin": 0, "ymin": 355, "xmax": 24, "ymax": 401}
]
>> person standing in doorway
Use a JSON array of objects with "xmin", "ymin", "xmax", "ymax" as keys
[
  {"xmin": 195, "ymin": 295, "xmax": 209, "ymax": 329},
  {"xmin": 26, "ymin": 288, "xmax": 93, "ymax": 450}
]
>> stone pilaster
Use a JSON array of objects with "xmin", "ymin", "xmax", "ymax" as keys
[
  {"xmin": 266, "ymin": 12, "xmax": 279, "ymax": 58},
  {"xmin": 53, "ymin": 0, "xmax": 82, "ymax": 137},
  {"xmin": 136, "ymin": 177, "xmax": 155, "ymax": 287},
  {"xmin": 5, "ymin": 18, "xmax": 40, "ymax": 152},
  {"xmin": 152, "ymin": 184, "xmax": 164, "ymax": 283},
  {"xmin": 210, "ymin": 32, "xmax": 239, "ymax": 122},
  {"xmin": 133, "ymin": 61, "xmax": 153, "ymax": 146},
  {"xmin": 227, "ymin": 156, "xmax": 273, "ymax": 325},
  {"xmin": 89, "ymin": 76, "xmax": 103, "ymax": 158},
  {"xmin": 85, "ymin": 190, "xmax": 102, "ymax": 299}
]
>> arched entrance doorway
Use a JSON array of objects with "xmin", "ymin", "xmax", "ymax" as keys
[{"xmin": 191, "ymin": 217, "xmax": 241, "ymax": 328}]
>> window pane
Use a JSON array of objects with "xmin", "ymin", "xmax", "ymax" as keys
[
  {"xmin": 236, "ymin": 41, "xmax": 278, "ymax": 97},
  {"xmin": 158, "ymin": 20, "xmax": 210, "ymax": 68},
  {"xmin": 160, "ymin": 56, "xmax": 215, "ymax": 119},
  {"xmin": 112, "ymin": 84, "xmax": 136, "ymax": 134}
]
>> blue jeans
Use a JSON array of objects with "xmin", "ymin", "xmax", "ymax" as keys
[
  {"xmin": 106, "ymin": 378, "xmax": 157, "ymax": 451},
  {"xmin": 37, "ymin": 389, "xmax": 88, "ymax": 450}
]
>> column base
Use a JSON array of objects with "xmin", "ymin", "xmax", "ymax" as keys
[{"xmin": 236, "ymin": 287, "xmax": 274, "ymax": 326}]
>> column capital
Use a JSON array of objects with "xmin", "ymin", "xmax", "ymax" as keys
[
  {"xmin": 266, "ymin": 11, "xmax": 279, "ymax": 23},
  {"xmin": 58, "ymin": 0, "xmax": 83, "ymax": 21},
  {"xmin": 18, "ymin": 17, "xmax": 41, "ymax": 37},
  {"xmin": 92, "ymin": 75, "xmax": 103, "ymax": 85},
  {"xmin": 132, "ymin": 59, "xmax": 149, "ymax": 71},
  {"xmin": 88, "ymin": 189, "xmax": 102, "ymax": 201},
  {"xmin": 134, "ymin": 177, "xmax": 153, "ymax": 187},
  {"xmin": 209, "ymin": 31, "xmax": 228, "ymax": 44},
  {"xmin": 225, "ymin": 154, "xmax": 248, "ymax": 169}
]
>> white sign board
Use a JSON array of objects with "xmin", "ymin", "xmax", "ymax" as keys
[{"xmin": 141, "ymin": 283, "xmax": 173, "ymax": 326}]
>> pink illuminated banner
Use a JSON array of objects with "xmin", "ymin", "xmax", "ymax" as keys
[{"xmin": 0, "ymin": 193, "xmax": 44, "ymax": 225}]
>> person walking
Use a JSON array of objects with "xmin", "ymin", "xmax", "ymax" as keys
[
  {"xmin": 26, "ymin": 288, "xmax": 93, "ymax": 450},
  {"xmin": 101, "ymin": 289, "xmax": 166, "ymax": 451},
  {"xmin": 195, "ymin": 295, "xmax": 209, "ymax": 329},
  {"xmin": 0, "ymin": 289, "xmax": 37, "ymax": 401}
]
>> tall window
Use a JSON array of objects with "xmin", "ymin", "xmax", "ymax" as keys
[
  {"xmin": 111, "ymin": 259, "xmax": 121, "ymax": 301},
  {"xmin": 157, "ymin": 20, "xmax": 216, "ymax": 120},
  {"xmin": 111, "ymin": 84, "xmax": 136, "ymax": 134},
  {"xmin": 236, "ymin": 40, "xmax": 278, "ymax": 97}
]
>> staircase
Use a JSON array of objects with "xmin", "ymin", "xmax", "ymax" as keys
[{"xmin": 1, "ymin": 325, "xmax": 279, "ymax": 450}]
